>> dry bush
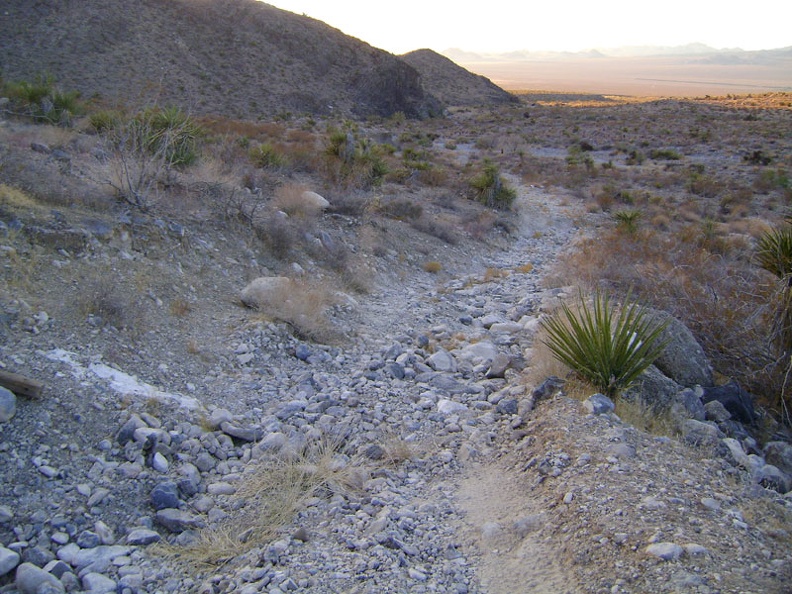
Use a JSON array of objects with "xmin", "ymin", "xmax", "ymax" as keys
[
  {"xmin": 272, "ymin": 183, "xmax": 324, "ymax": 220},
  {"xmin": 247, "ymin": 277, "xmax": 338, "ymax": 342},
  {"xmin": 423, "ymin": 261, "xmax": 442, "ymax": 273}
]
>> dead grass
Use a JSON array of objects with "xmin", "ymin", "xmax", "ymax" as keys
[{"xmin": 169, "ymin": 439, "xmax": 369, "ymax": 566}]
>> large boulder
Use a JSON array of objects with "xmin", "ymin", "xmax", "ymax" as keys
[
  {"xmin": 647, "ymin": 309, "xmax": 713, "ymax": 388},
  {"xmin": 240, "ymin": 277, "xmax": 293, "ymax": 309}
]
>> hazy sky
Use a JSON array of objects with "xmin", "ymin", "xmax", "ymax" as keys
[{"xmin": 264, "ymin": 0, "xmax": 791, "ymax": 54}]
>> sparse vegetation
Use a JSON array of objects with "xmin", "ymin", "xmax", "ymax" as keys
[
  {"xmin": 469, "ymin": 160, "xmax": 516, "ymax": 209},
  {"xmin": 2, "ymin": 75, "xmax": 83, "ymax": 125}
]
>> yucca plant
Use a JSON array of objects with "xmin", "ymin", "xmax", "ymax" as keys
[
  {"xmin": 613, "ymin": 209, "xmax": 642, "ymax": 234},
  {"xmin": 756, "ymin": 225, "xmax": 792, "ymax": 280},
  {"xmin": 541, "ymin": 290, "xmax": 670, "ymax": 397}
]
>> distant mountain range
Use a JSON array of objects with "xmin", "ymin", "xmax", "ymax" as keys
[{"xmin": 443, "ymin": 44, "xmax": 792, "ymax": 63}]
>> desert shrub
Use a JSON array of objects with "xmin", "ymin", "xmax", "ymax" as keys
[
  {"xmin": 249, "ymin": 142, "xmax": 287, "ymax": 169},
  {"xmin": 469, "ymin": 160, "xmax": 516, "ymax": 210},
  {"xmin": 137, "ymin": 107, "xmax": 202, "ymax": 167},
  {"xmin": 379, "ymin": 198, "xmax": 423, "ymax": 221},
  {"xmin": 3, "ymin": 75, "xmax": 83, "ymax": 125},
  {"xmin": 323, "ymin": 127, "xmax": 389, "ymax": 188},
  {"xmin": 649, "ymin": 148, "xmax": 682, "ymax": 160},
  {"xmin": 98, "ymin": 106, "xmax": 203, "ymax": 208},
  {"xmin": 423, "ymin": 261, "xmax": 442, "ymax": 273},
  {"xmin": 88, "ymin": 109, "xmax": 123, "ymax": 133},
  {"xmin": 540, "ymin": 290, "xmax": 669, "ymax": 397},
  {"xmin": 756, "ymin": 225, "xmax": 792, "ymax": 279},
  {"xmin": 613, "ymin": 209, "xmax": 642, "ymax": 233},
  {"xmin": 754, "ymin": 168, "xmax": 790, "ymax": 193}
]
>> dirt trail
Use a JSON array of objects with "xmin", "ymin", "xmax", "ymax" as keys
[
  {"xmin": 452, "ymin": 180, "xmax": 582, "ymax": 593},
  {"xmin": 457, "ymin": 463, "xmax": 580, "ymax": 594}
]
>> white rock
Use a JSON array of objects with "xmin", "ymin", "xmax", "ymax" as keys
[
  {"xmin": 240, "ymin": 276, "xmax": 293, "ymax": 309},
  {"xmin": 0, "ymin": 546, "xmax": 20, "ymax": 577},
  {"xmin": 301, "ymin": 190, "xmax": 330, "ymax": 210},
  {"xmin": 0, "ymin": 387, "xmax": 16, "ymax": 423},
  {"xmin": 645, "ymin": 542, "xmax": 683, "ymax": 561},
  {"xmin": 151, "ymin": 452, "xmax": 169, "ymax": 473},
  {"xmin": 15, "ymin": 562, "xmax": 65, "ymax": 593},
  {"xmin": 437, "ymin": 399, "xmax": 468, "ymax": 414}
]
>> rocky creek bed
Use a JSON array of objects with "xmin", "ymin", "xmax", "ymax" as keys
[{"xmin": 1, "ymin": 181, "xmax": 791, "ymax": 594}]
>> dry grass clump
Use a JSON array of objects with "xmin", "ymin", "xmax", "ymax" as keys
[
  {"xmin": 246, "ymin": 278, "xmax": 339, "ymax": 342},
  {"xmin": 172, "ymin": 439, "xmax": 368, "ymax": 565},
  {"xmin": 423, "ymin": 261, "xmax": 442, "ymax": 273}
]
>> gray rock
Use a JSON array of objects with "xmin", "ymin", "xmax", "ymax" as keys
[
  {"xmin": 583, "ymin": 393, "xmax": 614, "ymax": 415},
  {"xmin": 151, "ymin": 481, "xmax": 180, "ymax": 510},
  {"xmin": 0, "ymin": 546, "xmax": 20, "ymax": 577},
  {"xmin": 681, "ymin": 419, "xmax": 723, "ymax": 448},
  {"xmin": 756, "ymin": 464, "xmax": 792, "ymax": 494},
  {"xmin": 645, "ymin": 542, "xmax": 683, "ymax": 561},
  {"xmin": 427, "ymin": 349, "xmax": 457, "ymax": 373},
  {"xmin": 437, "ymin": 399, "xmax": 468, "ymax": 414},
  {"xmin": 763, "ymin": 441, "xmax": 792, "ymax": 476},
  {"xmin": 496, "ymin": 398, "xmax": 519, "ymax": 415},
  {"xmin": 672, "ymin": 388, "xmax": 706, "ymax": 421},
  {"xmin": 209, "ymin": 408, "xmax": 233, "ymax": 428},
  {"xmin": 625, "ymin": 365, "xmax": 680, "ymax": 412},
  {"xmin": 648, "ymin": 309, "xmax": 713, "ymax": 387},
  {"xmin": 0, "ymin": 504, "xmax": 12, "ymax": 523},
  {"xmin": 126, "ymin": 528, "xmax": 161, "ymax": 546},
  {"xmin": 0, "ymin": 386, "xmax": 16, "ymax": 422},
  {"xmin": 704, "ymin": 399, "xmax": 731, "ymax": 422},
  {"xmin": 76, "ymin": 530, "xmax": 101, "ymax": 549},
  {"xmin": 155, "ymin": 508, "xmax": 205, "ymax": 533},
  {"xmin": 71, "ymin": 545, "xmax": 130, "ymax": 571},
  {"xmin": 15, "ymin": 562, "xmax": 65, "ymax": 594},
  {"xmin": 81, "ymin": 572, "xmax": 116, "ymax": 593},
  {"xmin": 220, "ymin": 421, "xmax": 262, "ymax": 442},
  {"xmin": 115, "ymin": 415, "xmax": 147, "ymax": 446},
  {"xmin": 701, "ymin": 381, "xmax": 757, "ymax": 425},
  {"xmin": 23, "ymin": 546, "xmax": 55, "ymax": 567}
]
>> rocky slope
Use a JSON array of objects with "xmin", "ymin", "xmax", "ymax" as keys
[
  {"xmin": 0, "ymin": 0, "xmax": 443, "ymax": 119},
  {"xmin": 1, "ymin": 156, "xmax": 791, "ymax": 594},
  {"xmin": 401, "ymin": 50, "xmax": 518, "ymax": 107}
]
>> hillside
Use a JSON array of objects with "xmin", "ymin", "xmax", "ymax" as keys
[
  {"xmin": 401, "ymin": 49, "xmax": 518, "ymax": 107},
  {"xmin": 0, "ymin": 0, "xmax": 447, "ymax": 119}
]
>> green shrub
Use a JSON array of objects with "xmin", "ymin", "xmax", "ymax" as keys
[
  {"xmin": 541, "ymin": 290, "xmax": 669, "ymax": 397},
  {"xmin": 469, "ymin": 160, "xmax": 516, "ymax": 210},
  {"xmin": 135, "ymin": 106, "xmax": 202, "ymax": 167},
  {"xmin": 613, "ymin": 209, "xmax": 642, "ymax": 233},
  {"xmin": 249, "ymin": 142, "xmax": 287, "ymax": 169},
  {"xmin": 99, "ymin": 106, "xmax": 202, "ymax": 208},
  {"xmin": 3, "ymin": 75, "xmax": 83, "ymax": 125},
  {"xmin": 649, "ymin": 148, "xmax": 682, "ymax": 160},
  {"xmin": 89, "ymin": 110, "xmax": 123, "ymax": 133}
]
